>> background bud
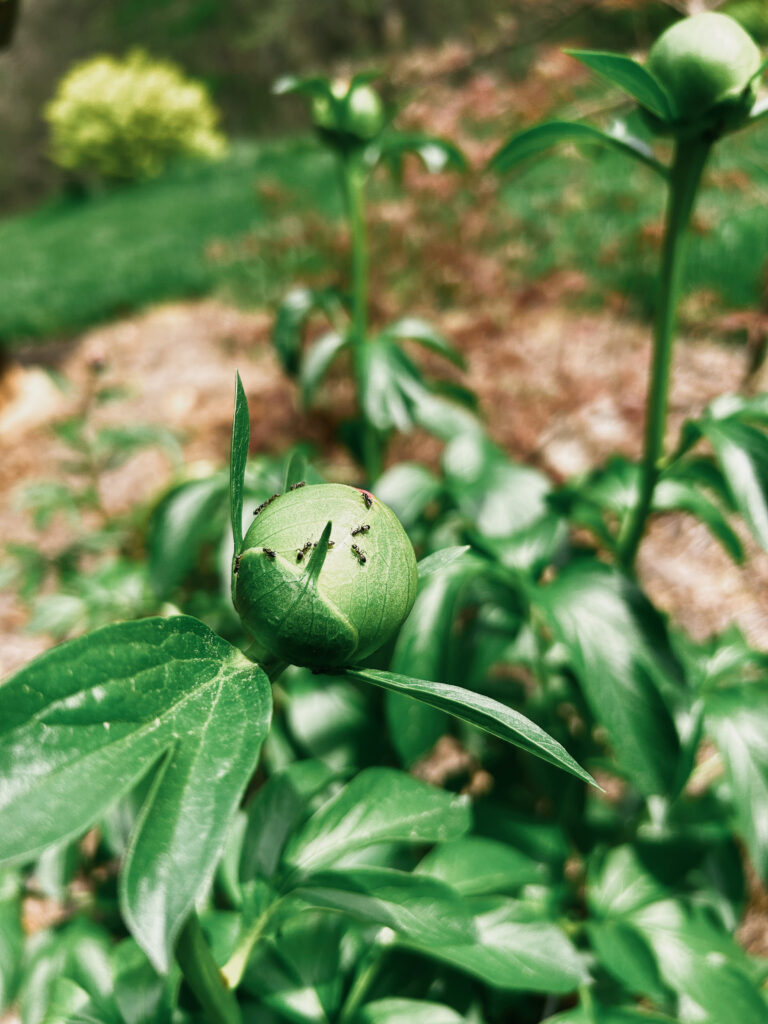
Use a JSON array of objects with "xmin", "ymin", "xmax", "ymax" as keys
[
  {"xmin": 235, "ymin": 483, "xmax": 417, "ymax": 668},
  {"xmin": 647, "ymin": 12, "xmax": 761, "ymax": 131}
]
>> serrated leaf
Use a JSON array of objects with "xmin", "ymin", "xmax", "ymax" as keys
[
  {"xmin": 0, "ymin": 615, "xmax": 271, "ymax": 973},
  {"xmin": 348, "ymin": 668, "xmax": 596, "ymax": 786},
  {"xmin": 489, "ymin": 120, "xmax": 667, "ymax": 178},
  {"xmin": 416, "ymin": 837, "xmax": 545, "ymax": 895},
  {"xmin": 704, "ymin": 683, "xmax": 768, "ymax": 880},
  {"xmin": 565, "ymin": 50, "xmax": 675, "ymax": 121},
  {"xmin": 534, "ymin": 559, "xmax": 681, "ymax": 796},
  {"xmin": 282, "ymin": 767, "xmax": 470, "ymax": 875},
  {"xmin": 294, "ymin": 867, "xmax": 475, "ymax": 945},
  {"xmin": 400, "ymin": 896, "xmax": 587, "ymax": 992},
  {"xmin": 230, "ymin": 372, "xmax": 249, "ymax": 559},
  {"xmin": 300, "ymin": 329, "xmax": 349, "ymax": 405}
]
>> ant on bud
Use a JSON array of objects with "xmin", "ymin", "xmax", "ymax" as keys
[
  {"xmin": 234, "ymin": 555, "xmax": 241, "ymax": 574},
  {"xmin": 262, "ymin": 547, "xmax": 276, "ymax": 559},
  {"xmin": 289, "ymin": 481, "xmax": 306, "ymax": 491},
  {"xmin": 361, "ymin": 491, "xmax": 373, "ymax": 510},
  {"xmin": 296, "ymin": 541, "xmax": 313, "ymax": 562},
  {"xmin": 351, "ymin": 524, "xmax": 370, "ymax": 537},
  {"xmin": 351, "ymin": 543, "xmax": 367, "ymax": 565}
]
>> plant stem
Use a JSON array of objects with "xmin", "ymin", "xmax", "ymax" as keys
[
  {"xmin": 220, "ymin": 901, "xmax": 279, "ymax": 990},
  {"xmin": 339, "ymin": 947, "xmax": 387, "ymax": 1022},
  {"xmin": 342, "ymin": 154, "xmax": 383, "ymax": 484},
  {"xmin": 175, "ymin": 913, "xmax": 242, "ymax": 1024},
  {"xmin": 578, "ymin": 983, "xmax": 598, "ymax": 1024},
  {"xmin": 618, "ymin": 136, "xmax": 711, "ymax": 570}
]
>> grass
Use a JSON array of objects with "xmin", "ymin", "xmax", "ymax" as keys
[
  {"xmin": 0, "ymin": 138, "xmax": 342, "ymax": 346},
  {"xmin": 497, "ymin": 115, "xmax": 768, "ymax": 319},
  {"xmin": 1, "ymin": 104, "xmax": 767, "ymax": 349}
]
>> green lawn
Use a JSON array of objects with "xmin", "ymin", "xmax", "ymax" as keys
[
  {"xmin": 2, "ymin": 112, "xmax": 767, "ymax": 348},
  {"xmin": 0, "ymin": 138, "xmax": 341, "ymax": 345},
  {"xmin": 498, "ymin": 116, "xmax": 768, "ymax": 318}
]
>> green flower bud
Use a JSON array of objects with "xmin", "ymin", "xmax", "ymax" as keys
[
  {"xmin": 235, "ymin": 483, "xmax": 417, "ymax": 668},
  {"xmin": 647, "ymin": 12, "xmax": 761, "ymax": 132},
  {"xmin": 311, "ymin": 79, "xmax": 385, "ymax": 144}
]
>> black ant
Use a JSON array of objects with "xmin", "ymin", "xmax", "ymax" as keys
[
  {"xmin": 262, "ymin": 547, "xmax": 276, "ymax": 559},
  {"xmin": 351, "ymin": 524, "xmax": 370, "ymax": 537},
  {"xmin": 351, "ymin": 543, "xmax": 366, "ymax": 565},
  {"xmin": 253, "ymin": 493, "xmax": 280, "ymax": 516},
  {"xmin": 234, "ymin": 554, "xmax": 241, "ymax": 574},
  {"xmin": 361, "ymin": 491, "xmax": 373, "ymax": 510},
  {"xmin": 296, "ymin": 541, "xmax": 313, "ymax": 562},
  {"xmin": 289, "ymin": 481, "xmax": 306, "ymax": 491}
]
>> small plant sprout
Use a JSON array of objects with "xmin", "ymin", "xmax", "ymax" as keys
[
  {"xmin": 272, "ymin": 72, "xmax": 477, "ymax": 482},
  {"xmin": 490, "ymin": 11, "xmax": 768, "ymax": 569}
]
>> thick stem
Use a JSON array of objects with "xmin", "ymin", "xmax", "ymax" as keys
[
  {"xmin": 342, "ymin": 155, "xmax": 383, "ymax": 485},
  {"xmin": 175, "ymin": 914, "xmax": 242, "ymax": 1024},
  {"xmin": 618, "ymin": 136, "xmax": 711, "ymax": 570}
]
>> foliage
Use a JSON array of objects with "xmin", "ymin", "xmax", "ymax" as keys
[
  {"xmin": 45, "ymin": 49, "xmax": 226, "ymax": 183},
  {"xmin": 2, "ymin": 10, "xmax": 768, "ymax": 1024}
]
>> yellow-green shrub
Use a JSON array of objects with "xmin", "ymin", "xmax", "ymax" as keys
[{"xmin": 45, "ymin": 50, "xmax": 226, "ymax": 183}]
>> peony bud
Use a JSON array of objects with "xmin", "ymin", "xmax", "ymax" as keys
[
  {"xmin": 235, "ymin": 483, "xmax": 417, "ymax": 668},
  {"xmin": 311, "ymin": 80, "xmax": 385, "ymax": 145},
  {"xmin": 647, "ymin": 12, "xmax": 761, "ymax": 134}
]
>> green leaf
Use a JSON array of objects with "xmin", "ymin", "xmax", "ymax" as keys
[
  {"xmin": 283, "ymin": 450, "xmax": 308, "ymax": 492},
  {"xmin": 629, "ymin": 899, "xmax": 767, "ymax": 1024},
  {"xmin": 489, "ymin": 121, "xmax": 668, "ymax": 179},
  {"xmin": 546, "ymin": 1006, "xmax": 675, "ymax": 1023},
  {"xmin": 383, "ymin": 317, "xmax": 466, "ymax": 369},
  {"xmin": 655, "ymin": 475, "xmax": 743, "ymax": 563},
  {"xmin": 401, "ymin": 896, "xmax": 587, "ymax": 992},
  {"xmin": 282, "ymin": 767, "xmax": 470, "ymax": 875},
  {"xmin": 565, "ymin": 50, "xmax": 675, "ymax": 121},
  {"xmin": 355, "ymin": 998, "xmax": 465, "ymax": 1024},
  {"xmin": 242, "ymin": 911, "xmax": 347, "ymax": 1024},
  {"xmin": 294, "ymin": 867, "xmax": 476, "ymax": 945},
  {"xmin": 240, "ymin": 760, "xmax": 336, "ymax": 883},
  {"xmin": 273, "ymin": 287, "xmax": 345, "ymax": 376},
  {"xmin": 40, "ymin": 979, "xmax": 102, "ymax": 1024},
  {"xmin": 376, "ymin": 133, "xmax": 468, "ymax": 174},
  {"xmin": 0, "ymin": 615, "xmax": 272, "ymax": 973},
  {"xmin": 148, "ymin": 472, "xmax": 228, "ymax": 596},
  {"xmin": 696, "ymin": 413, "xmax": 768, "ymax": 548},
  {"xmin": 273, "ymin": 74, "xmax": 332, "ymax": 100},
  {"xmin": 587, "ymin": 845, "xmax": 668, "ymax": 919},
  {"xmin": 704, "ymin": 683, "xmax": 768, "ymax": 880},
  {"xmin": 300, "ymin": 329, "xmax": 349, "ymax": 405},
  {"xmin": 348, "ymin": 668, "xmax": 596, "ymax": 787},
  {"xmin": 230, "ymin": 371, "xmax": 249, "ymax": 559},
  {"xmin": 416, "ymin": 546, "xmax": 470, "ymax": 579},
  {"xmin": 416, "ymin": 837, "xmax": 546, "ymax": 895},
  {"xmin": 373, "ymin": 462, "xmax": 444, "ymax": 531},
  {"xmin": 0, "ymin": 873, "xmax": 22, "ymax": 1011},
  {"xmin": 586, "ymin": 919, "xmax": 668, "ymax": 1001},
  {"xmin": 534, "ymin": 559, "xmax": 682, "ymax": 795}
]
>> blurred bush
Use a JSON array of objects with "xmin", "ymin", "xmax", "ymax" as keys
[{"xmin": 44, "ymin": 49, "xmax": 226, "ymax": 184}]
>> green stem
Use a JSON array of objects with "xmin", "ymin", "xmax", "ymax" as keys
[
  {"xmin": 220, "ymin": 900, "xmax": 280, "ymax": 990},
  {"xmin": 339, "ymin": 948, "xmax": 386, "ymax": 1022},
  {"xmin": 342, "ymin": 155, "xmax": 383, "ymax": 485},
  {"xmin": 175, "ymin": 913, "xmax": 242, "ymax": 1024},
  {"xmin": 578, "ymin": 983, "xmax": 598, "ymax": 1024},
  {"xmin": 618, "ymin": 136, "xmax": 711, "ymax": 570}
]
